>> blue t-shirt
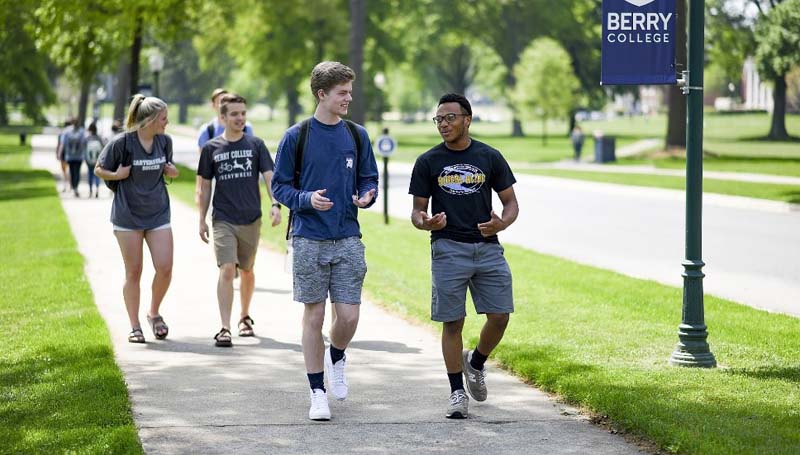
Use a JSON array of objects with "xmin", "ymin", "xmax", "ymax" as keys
[
  {"xmin": 197, "ymin": 118, "xmax": 254, "ymax": 148},
  {"xmin": 272, "ymin": 117, "xmax": 379, "ymax": 241}
]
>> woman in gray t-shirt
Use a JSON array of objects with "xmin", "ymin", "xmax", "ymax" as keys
[{"xmin": 95, "ymin": 94, "xmax": 180, "ymax": 344}]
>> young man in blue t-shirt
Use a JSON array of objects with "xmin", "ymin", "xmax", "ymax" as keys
[
  {"xmin": 272, "ymin": 61, "xmax": 379, "ymax": 421},
  {"xmin": 409, "ymin": 93, "xmax": 519, "ymax": 419},
  {"xmin": 197, "ymin": 94, "xmax": 281, "ymax": 347}
]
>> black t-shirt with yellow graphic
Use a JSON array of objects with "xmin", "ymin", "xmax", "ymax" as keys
[{"xmin": 409, "ymin": 139, "xmax": 516, "ymax": 244}]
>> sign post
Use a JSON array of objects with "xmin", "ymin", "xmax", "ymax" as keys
[
  {"xmin": 376, "ymin": 130, "xmax": 396, "ymax": 225},
  {"xmin": 601, "ymin": 0, "xmax": 715, "ymax": 367},
  {"xmin": 669, "ymin": 0, "xmax": 716, "ymax": 368}
]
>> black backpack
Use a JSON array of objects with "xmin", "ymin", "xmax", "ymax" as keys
[{"xmin": 285, "ymin": 118, "xmax": 362, "ymax": 239}]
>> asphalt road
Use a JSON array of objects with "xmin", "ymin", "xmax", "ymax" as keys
[
  {"xmin": 378, "ymin": 161, "xmax": 800, "ymax": 318},
  {"xmin": 167, "ymin": 130, "xmax": 800, "ymax": 318}
]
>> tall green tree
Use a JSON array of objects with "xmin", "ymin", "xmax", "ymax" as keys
[
  {"xmin": 349, "ymin": 0, "xmax": 367, "ymax": 125},
  {"xmin": 464, "ymin": 0, "xmax": 585, "ymax": 136},
  {"xmin": 755, "ymin": 0, "xmax": 800, "ymax": 139},
  {"xmin": 230, "ymin": 0, "xmax": 348, "ymax": 127},
  {"xmin": 33, "ymin": 0, "xmax": 126, "ymax": 125},
  {"xmin": 111, "ymin": 0, "xmax": 201, "ymax": 120},
  {"xmin": 512, "ymin": 38, "xmax": 580, "ymax": 146},
  {"xmin": 0, "ymin": 0, "xmax": 54, "ymax": 124}
]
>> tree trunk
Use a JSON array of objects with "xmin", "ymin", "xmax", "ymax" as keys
[
  {"xmin": 0, "ymin": 92, "xmax": 8, "ymax": 126},
  {"xmin": 77, "ymin": 78, "xmax": 91, "ymax": 127},
  {"xmin": 113, "ymin": 54, "xmax": 130, "ymax": 122},
  {"xmin": 507, "ymin": 72, "xmax": 524, "ymax": 137},
  {"xmin": 542, "ymin": 118, "xmax": 547, "ymax": 146},
  {"xmin": 768, "ymin": 74, "xmax": 789, "ymax": 140},
  {"xmin": 287, "ymin": 85, "xmax": 301, "ymax": 127},
  {"xmin": 128, "ymin": 14, "xmax": 143, "ymax": 99},
  {"xmin": 665, "ymin": 0, "xmax": 687, "ymax": 149},
  {"xmin": 348, "ymin": 0, "xmax": 366, "ymax": 125},
  {"xmin": 179, "ymin": 100, "xmax": 189, "ymax": 124}
]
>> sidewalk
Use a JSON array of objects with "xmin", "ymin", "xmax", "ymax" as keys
[{"xmin": 30, "ymin": 135, "xmax": 645, "ymax": 455}]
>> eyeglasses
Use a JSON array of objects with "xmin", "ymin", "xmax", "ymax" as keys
[{"xmin": 432, "ymin": 113, "xmax": 469, "ymax": 125}]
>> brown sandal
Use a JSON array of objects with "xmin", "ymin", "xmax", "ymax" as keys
[
  {"xmin": 147, "ymin": 315, "xmax": 169, "ymax": 340},
  {"xmin": 238, "ymin": 316, "xmax": 255, "ymax": 337},
  {"xmin": 214, "ymin": 328, "xmax": 233, "ymax": 347},
  {"xmin": 128, "ymin": 328, "xmax": 145, "ymax": 343}
]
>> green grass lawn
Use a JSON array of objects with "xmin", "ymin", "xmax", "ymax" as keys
[
  {"xmin": 518, "ymin": 168, "xmax": 800, "ymax": 204},
  {"xmin": 0, "ymin": 133, "xmax": 143, "ymax": 454},
  {"xmin": 169, "ymin": 163, "xmax": 800, "ymax": 455}
]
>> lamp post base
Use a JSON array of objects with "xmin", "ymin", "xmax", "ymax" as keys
[
  {"xmin": 670, "ymin": 260, "xmax": 716, "ymax": 368},
  {"xmin": 669, "ymin": 325, "xmax": 717, "ymax": 368}
]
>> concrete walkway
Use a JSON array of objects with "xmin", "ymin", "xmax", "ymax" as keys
[{"xmin": 30, "ymin": 135, "xmax": 645, "ymax": 454}]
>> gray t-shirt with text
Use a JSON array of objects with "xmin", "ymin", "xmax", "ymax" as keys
[
  {"xmin": 98, "ymin": 132, "xmax": 172, "ymax": 229},
  {"xmin": 198, "ymin": 135, "xmax": 274, "ymax": 225}
]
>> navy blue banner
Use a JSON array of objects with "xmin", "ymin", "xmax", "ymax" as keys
[{"xmin": 601, "ymin": 0, "xmax": 677, "ymax": 85}]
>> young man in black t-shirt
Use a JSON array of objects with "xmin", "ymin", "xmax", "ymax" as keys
[
  {"xmin": 197, "ymin": 94, "xmax": 281, "ymax": 347},
  {"xmin": 409, "ymin": 93, "xmax": 519, "ymax": 419}
]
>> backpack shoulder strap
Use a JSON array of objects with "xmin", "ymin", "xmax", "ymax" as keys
[
  {"xmin": 287, "ymin": 119, "xmax": 311, "ymax": 240},
  {"xmin": 343, "ymin": 119, "xmax": 362, "ymax": 158},
  {"xmin": 293, "ymin": 119, "xmax": 311, "ymax": 189},
  {"xmin": 343, "ymin": 119, "xmax": 362, "ymax": 191},
  {"xmin": 206, "ymin": 122, "xmax": 215, "ymax": 142}
]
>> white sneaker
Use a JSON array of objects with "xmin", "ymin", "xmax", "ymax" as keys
[
  {"xmin": 308, "ymin": 389, "xmax": 331, "ymax": 421},
  {"xmin": 325, "ymin": 348, "xmax": 348, "ymax": 401}
]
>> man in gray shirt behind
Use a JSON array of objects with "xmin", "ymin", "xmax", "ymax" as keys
[{"xmin": 197, "ymin": 93, "xmax": 281, "ymax": 347}]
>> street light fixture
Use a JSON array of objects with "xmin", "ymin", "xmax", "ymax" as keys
[{"xmin": 148, "ymin": 49, "xmax": 164, "ymax": 98}]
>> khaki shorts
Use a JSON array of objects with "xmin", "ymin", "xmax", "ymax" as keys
[{"xmin": 212, "ymin": 219, "xmax": 262, "ymax": 270}]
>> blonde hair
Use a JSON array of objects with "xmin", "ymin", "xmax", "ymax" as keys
[{"xmin": 125, "ymin": 94, "xmax": 167, "ymax": 131}]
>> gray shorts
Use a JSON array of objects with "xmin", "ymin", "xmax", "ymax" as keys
[
  {"xmin": 431, "ymin": 238, "xmax": 514, "ymax": 322},
  {"xmin": 292, "ymin": 236, "xmax": 367, "ymax": 304}
]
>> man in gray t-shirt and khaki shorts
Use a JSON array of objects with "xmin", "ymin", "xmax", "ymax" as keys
[{"xmin": 197, "ymin": 93, "xmax": 281, "ymax": 347}]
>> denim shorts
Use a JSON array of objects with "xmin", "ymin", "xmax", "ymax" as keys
[
  {"xmin": 431, "ymin": 238, "xmax": 514, "ymax": 322},
  {"xmin": 292, "ymin": 236, "xmax": 367, "ymax": 304}
]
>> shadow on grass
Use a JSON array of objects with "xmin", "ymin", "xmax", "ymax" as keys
[
  {"xmin": 726, "ymin": 366, "xmax": 800, "ymax": 382},
  {"xmin": 782, "ymin": 191, "xmax": 800, "ymax": 204},
  {"xmin": 0, "ymin": 344, "xmax": 141, "ymax": 454},
  {"xmin": 493, "ymin": 342, "xmax": 799, "ymax": 454},
  {"xmin": 0, "ymin": 169, "xmax": 55, "ymax": 201}
]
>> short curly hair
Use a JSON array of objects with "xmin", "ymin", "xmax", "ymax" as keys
[
  {"xmin": 438, "ymin": 93, "xmax": 472, "ymax": 116},
  {"xmin": 310, "ymin": 61, "xmax": 356, "ymax": 101}
]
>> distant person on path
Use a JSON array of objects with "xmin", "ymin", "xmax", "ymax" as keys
[
  {"xmin": 196, "ymin": 88, "xmax": 254, "ymax": 152},
  {"xmin": 55, "ymin": 119, "xmax": 74, "ymax": 193},
  {"xmin": 196, "ymin": 93, "xmax": 281, "ymax": 347},
  {"xmin": 84, "ymin": 122, "xmax": 105, "ymax": 198},
  {"xmin": 95, "ymin": 95, "xmax": 180, "ymax": 343},
  {"xmin": 272, "ymin": 61, "xmax": 378, "ymax": 421},
  {"xmin": 570, "ymin": 124, "xmax": 584, "ymax": 162},
  {"xmin": 409, "ymin": 93, "xmax": 519, "ymax": 419},
  {"xmin": 62, "ymin": 118, "xmax": 86, "ymax": 197}
]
